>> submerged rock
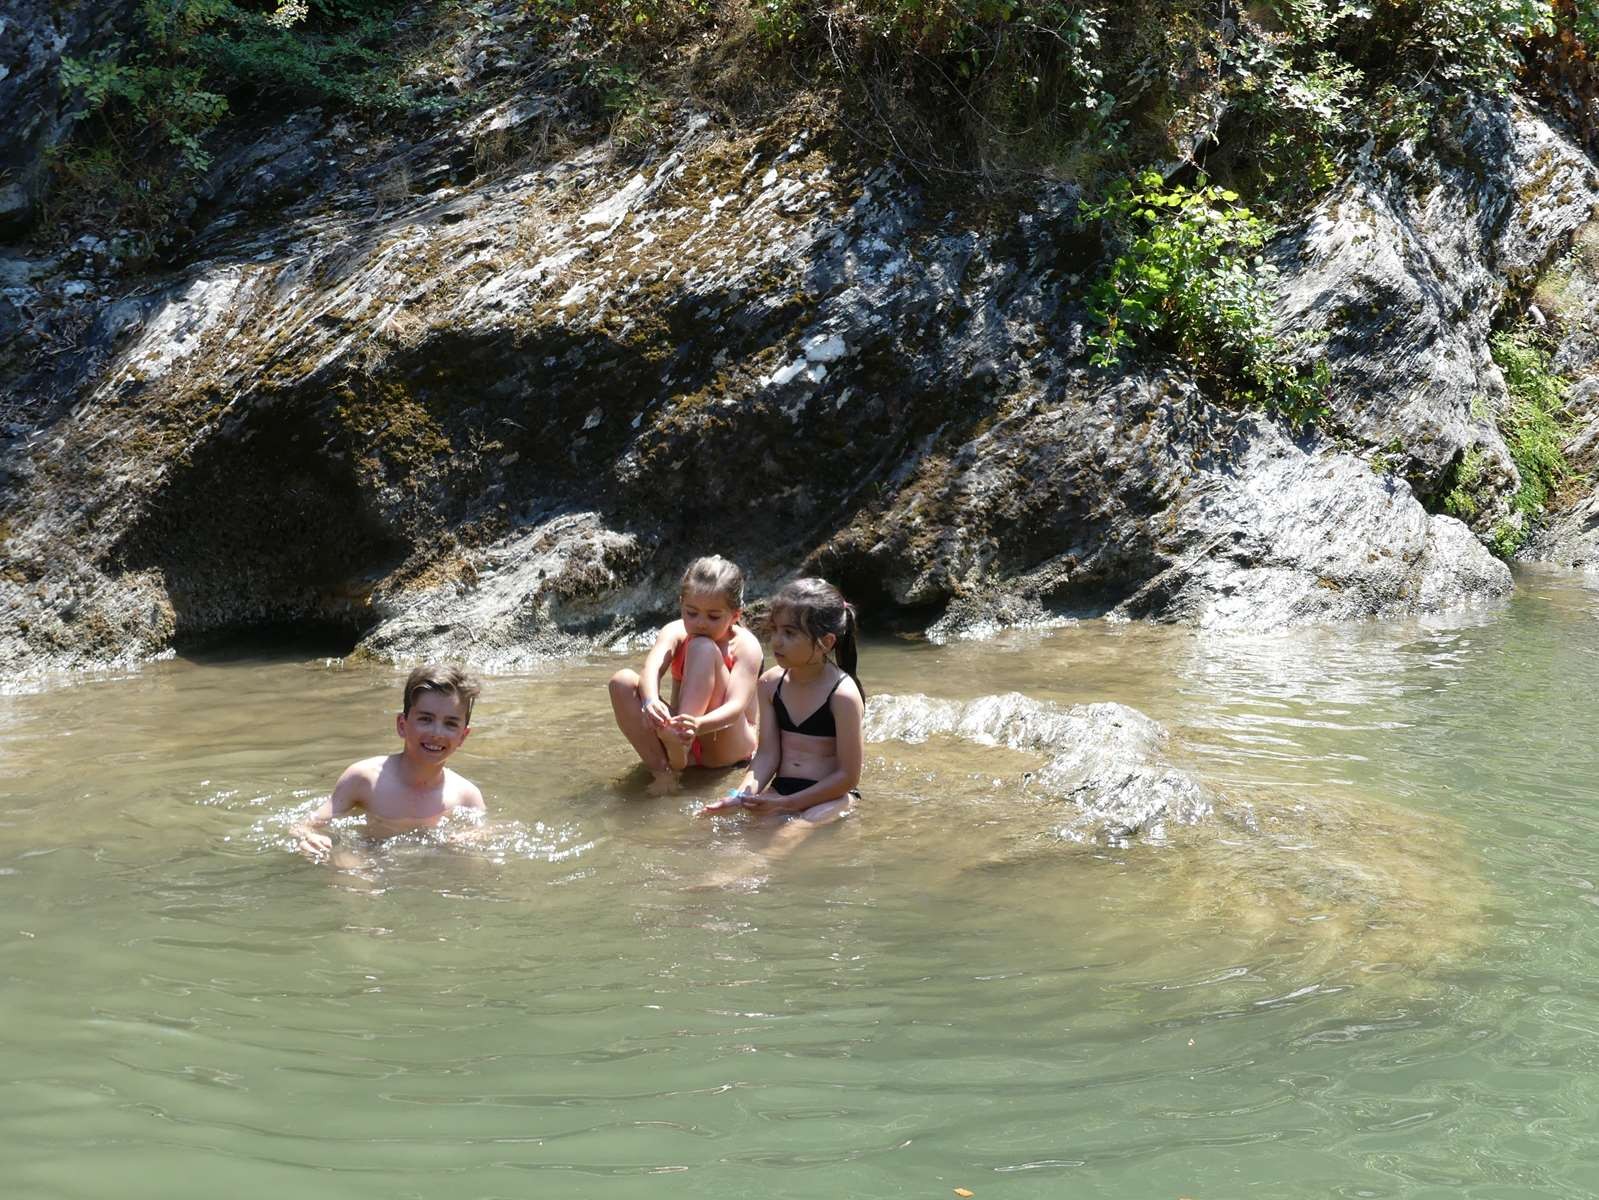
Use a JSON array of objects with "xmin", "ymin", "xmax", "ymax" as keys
[{"xmin": 865, "ymin": 691, "xmax": 1212, "ymax": 843}]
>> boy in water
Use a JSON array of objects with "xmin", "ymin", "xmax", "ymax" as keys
[{"xmin": 294, "ymin": 665, "xmax": 485, "ymax": 860}]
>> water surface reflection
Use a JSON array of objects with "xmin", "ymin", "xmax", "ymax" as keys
[{"xmin": 3, "ymin": 576, "xmax": 1598, "ymax": 1197}]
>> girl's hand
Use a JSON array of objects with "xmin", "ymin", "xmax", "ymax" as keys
[
  {"xmin": 737, "ymin": 791, "xmax": 800, "ymax": 817},
  {"xmin": 696, "ymin": 791, "xmax": 748, "ymax": 817},
  {"xmin": 668, "ymin": 713, "xmax": 700, "ymax": 743},
  {"xmin": 641, "ymin": 697, "xmax": 672, "ymax": 729}
]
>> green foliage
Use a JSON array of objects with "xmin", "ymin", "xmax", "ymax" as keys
[
  {"xmin": 1079, "ymin": 171, "xmax": 1329, "ymax": 426},
  {"xmin": 515, "ymin": 1, "xmax": 1594, "ymax": 217},
  {"xmin": 1442, "ymin": 330, "xmax": 1573, "ymax": 556},
  {"xmin": 1489, "ymin": 329, "xmax": 1571, "ymax": 552},
  {"xmin": 516, "ymin": 0, "xmax": 1123, "ymax": 179},
  {"xmin": 1572, "ymin": 0, "xmax": 1599, "ymax": 46},
  {"xmin": 1442, "ymin": 446, "xmax": 1487, "ymax": 521},
  {"xmin": 1263, "ymin": 0, "xmax": 1552, "ymax": 87},
  {"xmin": 54, "ymin": 0, "xmax": 416, "ymax": 236}
]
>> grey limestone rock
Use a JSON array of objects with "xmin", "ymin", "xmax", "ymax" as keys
[
  {"xmin": 0, "ymin": 2, "xmax": 140, "ymax": 239},
  {"xmin": 1272, "ymin": 95, "xmax": 1599, "ymax": 523},
  {"xmin": 827, "ymin": 371, "xmax": 1511, "ymax": 630},
  {"xmin": 0, "ymin": 86, "xmax": 1581, "ymax": 675}
]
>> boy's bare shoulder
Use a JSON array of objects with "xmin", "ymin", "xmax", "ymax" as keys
[
  {"xmin": 337, "ymin": 755, "xmax": 388, "ymax": 785},
  {"xmin": 444, "ymin": 768, "xmax": 485, "ymax": 811}
]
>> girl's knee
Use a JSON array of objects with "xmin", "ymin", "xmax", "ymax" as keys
[
  {"xmin": 608, "ymin": 669, "xmax": 639, "ymax": 697},
  {"xmin": 680, "ymin": 635, "xmax": 722, "ymax": 669},
  {"xmin": 799, "ymin": 798, "xmax": 852, "ymax": 825}
]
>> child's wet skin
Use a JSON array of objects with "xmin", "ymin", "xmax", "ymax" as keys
[{"xmin": 608, "ymin": 557, "xmax": 762, "ymax": 783}]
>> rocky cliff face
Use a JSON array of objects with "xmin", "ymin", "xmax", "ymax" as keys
[
  {"xmin": 0, "ymin": 2, "xmax": 138, "ymax": 237},
  {"xmin": 1274, "ymin": 96, "xmax": 1599, "ymax": 533},
  {"xmin": 4, "ymin": 27, "xmax": 1598, "ymax": 674}
]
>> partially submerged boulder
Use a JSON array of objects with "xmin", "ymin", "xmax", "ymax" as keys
[{"xmin": 865, "ymin": 691, "xmax": 1212, "ymax": 843}]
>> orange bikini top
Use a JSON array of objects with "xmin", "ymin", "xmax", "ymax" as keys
[{"xmin": 670, "ymin": 638, "xmax": 737, "ymax": 681}]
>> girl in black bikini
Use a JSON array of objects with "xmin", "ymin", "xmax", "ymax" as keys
[{"xmin": 699, "ymin": 577, "xmax": 863, "ymax": 824}]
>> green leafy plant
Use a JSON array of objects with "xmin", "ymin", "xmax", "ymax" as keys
[
  {"xmin": 53, "ymin": 0, "xmax": 416, "ymax": 238},
  {"xmin": 1079, "ymin": 170, "xmax": 1328, "ymax": 426},
  {"xmin": 1442, "ymin": 446, "xmax": 1488, "ymax": 521},
  {"xmin": 1489, "ymin": 329, "xmax": 1571, "ymax": 553}
]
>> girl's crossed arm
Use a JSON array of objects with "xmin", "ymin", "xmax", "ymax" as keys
[{"xmin": 669, "ymin": 632, "xmax": 761, "ymax": 742}]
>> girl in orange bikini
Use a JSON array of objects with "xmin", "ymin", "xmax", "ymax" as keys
[
  {"xmin": 698, "ymin": 576, "xmax": 863, "ymax": 826},
  {"xmin": 608, "ymin": 556, "xmax": 761, "ymax": 793}
]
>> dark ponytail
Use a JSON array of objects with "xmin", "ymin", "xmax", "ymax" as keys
[
  {"xmin": 767, "ymin": 577, "xmax": 863, "ymax": 698},
  {"xmin": 835, "ymin": 601, "xmax": 860, "ymax": 692}
]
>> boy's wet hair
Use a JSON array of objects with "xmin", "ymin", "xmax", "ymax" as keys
[
  {"xmin": 767, "ymin": 576, "xmax": 862, "ymax": 695},
  {"xmin": 679, "ymin": 555, "xmax": 745, "ymax": 609},
  {"xmin": 402, "ymin": 664, "xmax": 481, "ymax": 722}
]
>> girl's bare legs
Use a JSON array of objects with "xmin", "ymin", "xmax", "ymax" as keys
[
  {"xmin": 692, "ymin": 797, "xmax": 852, "ymax": 890},
  {"xmin": 667, "ymin": 637, "xmax": 750, "ymax": 769},
  {"xmin": 759, "ymin": 796, "xmax": 853, "ymax": 864},
  {"xmin": 608, "ymin": 668, "xmax": 677, "ymax": 793}
]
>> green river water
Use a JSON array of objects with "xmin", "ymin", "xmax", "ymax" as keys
[{"xmin": 5, "ymin": 568, "xmax": 1599, "ymax": 1199}]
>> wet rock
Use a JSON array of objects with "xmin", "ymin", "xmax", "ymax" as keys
[
  {"xmin": 865, "ymin": 691, "xmax": 1213, "ymax": 843},
  {"xmin": 0, "ymin": 84, "xmax": 1568, "ymax": 675}
]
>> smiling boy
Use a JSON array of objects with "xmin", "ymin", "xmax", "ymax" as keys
[{"xmin": 294, "ymin": 665, "xmax": 485, "ymax": 860}]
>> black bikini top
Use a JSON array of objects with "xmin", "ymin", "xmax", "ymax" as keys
[{"xmin": 774, "ymin": 671, "xmax": 844, "ymax": 737}]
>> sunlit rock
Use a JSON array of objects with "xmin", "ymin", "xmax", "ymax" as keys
[
  {"xmin": 0, "ymin": 72, "xmax": 1582, "ymax": 672},
  {"xmin": 865, "ymin": 691, "xmax": 1212, "ymax": 843},
  {"xmin": 1271, "ymin": 94, "xmax": 1599, "ymax": 529}
]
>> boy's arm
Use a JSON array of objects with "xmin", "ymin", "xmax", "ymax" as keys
[
  {"xmin": 637, "ymin": 622, "xmax": 683, "ymax": 727},
  {"xmin": 444, "ymin": 778, "xmax": 488, "ymax": 844},
  {"xmin": 455, "ymin": 779, "xmax": 486, "ymax": 813},
  {"xmin": 293, "ymin": 762, "xmax": 369, "ymax": 859}
]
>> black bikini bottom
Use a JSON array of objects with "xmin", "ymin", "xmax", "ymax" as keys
[{"xmin": 774, "ymin": 777, "xmax": 861, "ymax": 799}]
